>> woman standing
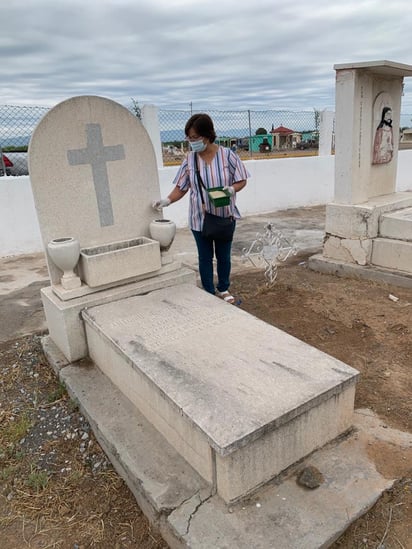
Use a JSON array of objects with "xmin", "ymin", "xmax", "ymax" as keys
[{"xmin": 153, "ymin": 113, "xmax": 249, "ymax": 304}]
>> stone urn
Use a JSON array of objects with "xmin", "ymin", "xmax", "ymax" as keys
[
  {"xmin": 47, "ymin": 237, "xmax": 82, "ymax": 290},
  {"xmin": 149, "ymin": 219, "xmax": 176, "ymax": 265}
]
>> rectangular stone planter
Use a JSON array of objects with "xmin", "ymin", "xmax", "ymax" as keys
[{"xmin": 80, "ymin": 237, "xmax": 161, "ymax": 288}]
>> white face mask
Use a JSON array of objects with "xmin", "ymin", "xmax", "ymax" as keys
[{"xmin": 190, "ymin": 138, "xmax": 207, "ymax": 153}]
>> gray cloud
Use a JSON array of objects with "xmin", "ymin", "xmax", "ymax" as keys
[{"xmin": 1, "ymin": 0, "xmax": 412, "ymax": 114}]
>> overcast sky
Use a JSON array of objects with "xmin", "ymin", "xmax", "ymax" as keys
[{"xmin": 3, "ymin": 0, "xmax": 412, "ymax": 113}]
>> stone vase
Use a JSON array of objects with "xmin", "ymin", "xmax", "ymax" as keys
[
  {"xmin": 149, "ymin": 219, "xmax": 176, "ymax": 265},
  {"xmin": 47, "ymin": 237, "xmax": 82, "ymax": 289}
]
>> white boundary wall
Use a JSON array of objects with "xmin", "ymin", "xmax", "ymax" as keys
[
  {"xmin": 159, "ymin": 155, "xmax": 336, "ymax": 227},
  {"xmin": 1, "ymin": 151, "xmax": 411, "ymax": 257}
]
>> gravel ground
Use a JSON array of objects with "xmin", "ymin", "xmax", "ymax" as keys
[{"xmin": 0, "ymin": 333, "xmax": 167, "ymax": 548}]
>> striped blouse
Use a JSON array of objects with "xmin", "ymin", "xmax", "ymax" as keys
[{"xmin": 172, "ymin": 146, "xmax": 250, "ymax": 232}]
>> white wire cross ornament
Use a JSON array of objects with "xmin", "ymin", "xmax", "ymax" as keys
[{"xmin": 241, "ymin": 223, "xmax": 297, "ymax": 287}]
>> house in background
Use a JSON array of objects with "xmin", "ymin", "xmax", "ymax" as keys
[
  {"xmin": 400, "ymin": 127, "xmax": 412, "ymax": 148},
  {"xmin": 270, "ymin": 125, "xmax": 301, "ymax": 149},
  {"xmin": 301, "ymin": 130, "xmax": 320, "ymax": 144},
  {"xmin": 248, "ymin": 134, "xmax": 274, "ymax": 152},
  {"xmin": 215, "ymin": 136, "xmax": 240, "ymax": 149}
]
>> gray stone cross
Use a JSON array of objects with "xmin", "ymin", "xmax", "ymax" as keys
[{"xmin": 67, "ymin": 123, "xmax": 125, "ymax": 226}]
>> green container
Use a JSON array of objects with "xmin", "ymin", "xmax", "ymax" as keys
[{"xmin": 207, "ymin": 187, "xmax": 231, "ymax": 207}]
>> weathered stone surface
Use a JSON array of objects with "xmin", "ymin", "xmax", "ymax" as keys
[
  {"xmin": 324, "ymin": 235, "xmax": 372, "ymax": 265},
  {"xmin": 372, "ymin": 237, "xmax": 412, "ymax": 274},
  {"xmin": 380, "ymin": 206, "xmax": 412, "ymax": 241}
]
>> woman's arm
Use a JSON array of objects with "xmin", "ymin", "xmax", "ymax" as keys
[
  {"xmin": 168, "ymin": 185, "xmax": 188, "ymax": 203},
  {"xmin": 232, "ymin": 179, "xmax": 247, "ymax": 192},
  {"xmin": 152, "ymin": 185, "xmax": 188, "ymax": 211}
]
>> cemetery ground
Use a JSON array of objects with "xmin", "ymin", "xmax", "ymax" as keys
[{"xmin": 0, "ymin": 249, "xmax": 411, "ymax": 547}]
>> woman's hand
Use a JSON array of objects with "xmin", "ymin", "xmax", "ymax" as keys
[
  {"xmin": 152, "ymin": 198, "xmax": 171, "ymax": 211},
  {"xmin": 223, "ymin": 186, "xmax": 235, "ymax": 196},
  {"xmin": 223, "ymin": 180, "xmax": 247, "ymax": 195}
]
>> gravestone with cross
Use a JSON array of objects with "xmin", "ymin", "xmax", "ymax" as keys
[
  {"xmin": 28, "ymin": 95, "xmax": 195, "ymax": 362},
  {"xmin": 29, "ymin": 95, "xmax": 162, "ymax": 288}
]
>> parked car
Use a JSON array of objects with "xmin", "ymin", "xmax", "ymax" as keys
[
  {"xmin": 296, "ymin": 140, "xmax": 319, "ymax": 150},
  {"xmin": 238, "ymin": 137, "xmax": 249, "ymax": 151},
  {"xmin": 3, "ymin": 152, "xmax": 29, "ymax": 176},
  {"xmin": 0, "ymin": 153, "xmax": 13, "ymax": 176}
]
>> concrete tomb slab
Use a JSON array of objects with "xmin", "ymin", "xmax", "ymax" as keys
[
  {"xmin": 43, "ymin": 334, "xmax": 396, "ymax": 549},
  {"xmin": 82, "ymin": 283, "xmax": 359, "ymax": 503}
]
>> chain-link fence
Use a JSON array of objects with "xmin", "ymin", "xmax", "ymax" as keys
[
  {"xmin": 1, "ymin": 104, "xmax": 412, "ymax": 174},
  {"xmin": 159, "ymin": 109, "xmax": 321, "ymax": 165},
  {"xmin": 0, "ymin": 105, "xmax": 49, "ymax": 175}
]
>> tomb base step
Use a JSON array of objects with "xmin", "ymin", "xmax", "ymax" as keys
[
  {"xmin": 81, "ymin": 283, "xmax": 358, "ymax": 504},
  {"xmin": 43, "ymin": 336, "xmax": 397, "ymax": 549},
  {"xmin": 379, "ymin": 206, "xmax": 412, "ymax": 241},
  {"xmin": 372, "ymin": 237, "xmax": 412, "ymax": 274},
  {"xmin": 309, "ymin": 252, "xmax": 412, "ymax": 289}
]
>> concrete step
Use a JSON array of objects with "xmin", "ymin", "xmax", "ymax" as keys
[
  {"xmin": 380, "ymin": 206, "xmax": 412, "ymax": 241},
  {"xmin": 81, "ymin": 283, "xmax": 359, "ymax": 504},
  {"xmin": 372, "ymin": 237, "xmax": 412, "ymax": 274},
  {"xmin": 43, "ymin": 335, "xmax": 398, "ymax": 549}
]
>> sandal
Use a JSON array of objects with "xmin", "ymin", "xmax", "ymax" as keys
[{"xmin": 216, "ymin": 290, "xmax": 235, "ymax": 304}]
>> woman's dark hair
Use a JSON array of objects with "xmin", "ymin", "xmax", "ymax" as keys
[{"xmin": 185, "ymin": 113, "xmax": 216, "ymax": 143}]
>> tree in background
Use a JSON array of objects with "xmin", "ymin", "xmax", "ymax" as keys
[{"xmin": 255, "ymin": 127, "xmax": 267, "ymax": 135}]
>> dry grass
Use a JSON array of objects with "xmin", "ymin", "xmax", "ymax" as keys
[{"xmin": 0, "ymin": 333, "xmax": 168, "ymax": 548}]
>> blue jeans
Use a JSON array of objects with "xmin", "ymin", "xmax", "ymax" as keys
[{"xmin": 192, "ymin": 229, "xmax": 234, "ymax": 295}]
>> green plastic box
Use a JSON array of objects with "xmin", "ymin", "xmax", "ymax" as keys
[{"xmin": 207, "ymin": 187, "xmax": 231, "ymax": 207}]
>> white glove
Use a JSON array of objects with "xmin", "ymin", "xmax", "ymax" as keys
[
  {"xmin": 223, "ymin": 186, "xmax": 235, "ymax": 196},
  {"xmin": 152, "ymin": 198, "xmax": 171, "ymax": 211}
]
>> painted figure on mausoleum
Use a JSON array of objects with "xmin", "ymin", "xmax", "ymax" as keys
[{"xmin": 372, "ymin": 106, "xmax": 393, "ymax": 164}]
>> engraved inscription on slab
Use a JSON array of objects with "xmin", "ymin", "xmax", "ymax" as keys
[{"xmin": 110, "ymin": 299, "xmax": 233, "ymax": 351}]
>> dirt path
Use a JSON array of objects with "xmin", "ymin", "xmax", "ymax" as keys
[{"xmin": 231, "ymin": 258, "xmax": 412, "ymax": 548}]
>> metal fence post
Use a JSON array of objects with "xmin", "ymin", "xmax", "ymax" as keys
[
  {"xmin": 0, "ymin": 146, "xmax": 5, "ymax": 177},
  {"xmin": 248, "ymin": 110, "xmax": 252, "ymax": 158}
]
